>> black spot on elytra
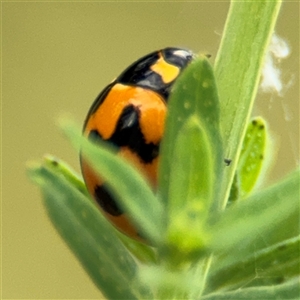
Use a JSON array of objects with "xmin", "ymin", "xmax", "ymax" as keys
[
  {"xmin": 87, "ymin": 106, "xmax": 159, "ymax": 163},
  {"xmin": 86, "ymin": 106, "xmax": 159, "ymax": 217},
  {"xmin": 109, "ymin": 104, "xmax": 159, "ymax": 163},
  {"xmin": 94, "ymin": 185, "xmax": 123, "ymax": 216}
]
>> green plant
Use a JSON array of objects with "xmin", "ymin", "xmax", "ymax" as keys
[{"xmin": 28, "ymin": 1, "xmax": 299, "ymax": 299}]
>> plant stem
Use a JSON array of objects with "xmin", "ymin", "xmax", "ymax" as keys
[{"xmin": 214, "ymin": 1, "xmax": 282, "ymax": 209}]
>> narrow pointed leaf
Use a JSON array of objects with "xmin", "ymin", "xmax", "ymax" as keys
[
  {"xmin": 43, "ymin": 154, "xmax": 157, "ymax": 263},
  {"xmin": 206, "ymin": 236, "xmax": 300, "ymax": 293},
  {"xmin": 208, "ymin": 170, "xmax": 300, "ymax": 266},
  {"xmin": 229, "ymin": 117, "xmax": 268, "ymax": 202},
  {"xmin": 159, "ymin": 56, "xmax": 223, "ymax": 212},
  {"xmin": 61, "ymin": 120, "xmax": 163, "ymax": 244},
  {"xmin": 43, "ymin": 154, "xmax": 89, "ymax": 197},
  {"xmin": 237, "ymin": 117, "xmax": 267, "ymax": 198},
  {"xmin": 214, "ymin": 1, "xmax": 282, "ymax": 208},
  {"xmin": 27, "ymin": 163, "xmax": 151, "ymax": 300},
  {"xmin": 167, "ymin": 116, "xmax": 213, "ymax": 255},
  {"xmin": 202, "ymin": 278, "xmax": 300, "ymax": 300}
]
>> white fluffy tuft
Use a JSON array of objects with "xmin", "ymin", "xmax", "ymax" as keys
[{"xmin": 260, "ymin": 33, "xmax": 290, "ymax": 95}]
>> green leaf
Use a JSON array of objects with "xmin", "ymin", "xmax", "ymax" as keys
[
  {"xmin": 43, "ymin": 154, "xmax": 90, "ymax": 198},
  {"xmin": 229, "ymin": 117, "xmax": 268, "ymax": 202},
  {"xmin": 208, "ymin": 170, "xmax": 300, "ymax": 267},
  {"xmin": 237, "ymin": 117, "xmax": 267, "ymax": 198},
  {"xmin": 205, "ymin": 236, "xmax": 300, "ymax": 293},
  {"xmin": 61, "ymin": 119, "xmax": 164, "ymax": 245},
  {"xmin": 166, "ymin": 116, "xmax": 213, "ymax": 257},
  {"xmin": 42, "ymin": 154, "xmax": 158, "ymax": 264},
  {"xmin": 201, "ymin": 278, "xmax": 300, "ymax": 300},
  {"xmin": 214, "ymin": 1, "xmax": 282, "ymax": 208},
  {"xmin": 159, "ymin": 55, "xmax": 223, "ymax": 212},
  {"xmin": 27, "ymin": 163, "xmax": 151, "ymax": 300}
]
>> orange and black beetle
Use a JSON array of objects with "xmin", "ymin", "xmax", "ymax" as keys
[{"xmin": 81, "ymin": 47, "xmax": 194, "ymax": 240}]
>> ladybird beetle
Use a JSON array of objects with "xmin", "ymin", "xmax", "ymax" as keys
[{"xmin": 81, "ymin": 47, "xmax": 194, "ymax": 241}]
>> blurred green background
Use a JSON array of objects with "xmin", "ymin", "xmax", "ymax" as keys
[{"xmin": 2, "ymin": 1, "xmax": 299, "ymax": 299}]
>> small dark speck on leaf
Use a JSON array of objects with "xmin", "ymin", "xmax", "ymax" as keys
[{"xmin": 224, "ymin": 158, "xmax": 232, "ymax": 166}]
